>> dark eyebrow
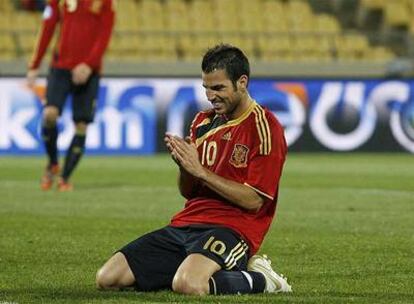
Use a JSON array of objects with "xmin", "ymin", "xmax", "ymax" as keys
[{"xmin": 202, "ymin": 84, "xmax": 226, "ymax": 90}]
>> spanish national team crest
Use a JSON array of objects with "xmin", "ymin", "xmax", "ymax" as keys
[{"xmin": 229, "ymin": 144, "xmax": 249, "ymax": 168}]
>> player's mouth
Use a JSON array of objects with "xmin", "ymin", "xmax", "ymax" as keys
[{"xmin": 212, "ymin": 101, "xmax": 225, "ymax": 111}]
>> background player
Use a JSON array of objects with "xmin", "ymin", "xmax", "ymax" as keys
[
  {"xmin": 96, "ymin": 44, "xmax": 291, "ymax": 295},
  {"xmin": 27, "ymin": 0, "xmax": 115, "ymax": 191}
]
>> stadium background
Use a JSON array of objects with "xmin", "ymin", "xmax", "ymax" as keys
[{"xmin": 1, "ymin": 0, "xmax": 414, "ymax": 154}]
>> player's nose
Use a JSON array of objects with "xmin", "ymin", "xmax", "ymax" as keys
[{"xmin": 206, "ymin": 89, "xmax": 217, "ymax": 102}]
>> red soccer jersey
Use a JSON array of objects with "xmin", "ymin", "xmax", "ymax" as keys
[
  {"xmin": 29, "ymin": 0, "xmax": 115, "ymax": 71},
  {"xmin": 170, "ymin": 101, "xmax": 287, "ymax": 255}
]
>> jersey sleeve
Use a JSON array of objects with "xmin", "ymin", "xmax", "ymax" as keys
[
  {"xmin": 28, "ymin": 0, "xmax": 60, "ymax": 69},
  {"xmin": 244, "ymin": 114, "xmax": 287, "ymax": 201},
  {"xmin": 189, "ymin": 111, "xmax": 207, "ymax": 143},
  {"xmin": 83, "ymin": 0, "xmax": 115, "ymax": 69}
]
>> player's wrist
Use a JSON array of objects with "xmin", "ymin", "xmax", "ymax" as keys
[{"xmin": 195, "ymin": 167, "xmax": 208, "ymax": 181}]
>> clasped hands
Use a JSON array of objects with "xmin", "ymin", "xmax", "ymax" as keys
[{"xmin": 164, "ymin": 133, "xmax": 206, "ymax": 179}]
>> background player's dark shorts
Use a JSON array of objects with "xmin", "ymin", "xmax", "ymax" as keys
[
  {"xmin": 46, "ymin": 67, "xmax": 99, "ymax": 123},
  {"xmin": 119, "ymin": 225, "xmax": 250, "ymax": 291}
]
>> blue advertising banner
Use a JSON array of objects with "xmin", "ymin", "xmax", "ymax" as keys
[
  {"xmin": 0, "ymin": 78, "xmax": 413, "ymax": 154},
  {"xmin": 0, "ymin": 78, "xmax": 157, "ymax": 155}
]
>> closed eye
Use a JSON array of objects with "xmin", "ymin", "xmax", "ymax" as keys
[{"xmin": 202, "ymin": 84, "xmax": 226, "ymax": 91}]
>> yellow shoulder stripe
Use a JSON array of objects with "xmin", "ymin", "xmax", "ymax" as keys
[
  {"xmin": 189, "ymin": 112, "xmax": 203, "ymax": 139},
  {"xmin": 253, "ymin": 105, "xmax": 272, "ymax": 155}
]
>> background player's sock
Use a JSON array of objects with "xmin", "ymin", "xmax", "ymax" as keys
[
  {"xmin": 208, "ymin": 270, "xmax": 266, "ymax": 295},
  {"xmin": 62, "ymin": 133, "xmax": 86, "ymax": 180},
  {"xmin": 41, "ymin": 124, "xmax": 58, "ymax": 166}
]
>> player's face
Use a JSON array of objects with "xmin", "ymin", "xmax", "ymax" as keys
[{"xmin": 202, "ymin": 69, "xmax": 246, "ymax": 119}]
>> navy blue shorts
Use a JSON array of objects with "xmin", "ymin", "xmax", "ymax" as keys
[
  {"xmin": 119, "ymin": 225, "xmax": 250, "ymax": 291},
  {"xmin": 45, "ymin": 67, "xmax": 99, "ymax": 123}
]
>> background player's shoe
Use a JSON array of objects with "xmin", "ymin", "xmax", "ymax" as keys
[
  {"xmin": 247, "ymin": 254, "xmax": 292, "ymax": 293},
  {"xmin": 57, "ymin": 177, "xmax": 73, "ymax": 192},
  {"xmin": 40, "ymin": 164, "xmax": 60, "ymax": 191}
]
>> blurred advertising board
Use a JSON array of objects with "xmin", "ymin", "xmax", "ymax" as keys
[{"xmin": 0, "ymin": 77, "xmax": 413, "ymax": 154}]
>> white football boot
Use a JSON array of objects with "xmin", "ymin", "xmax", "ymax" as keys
[{"xmin": 247, "ymin": 254, "xmax": 292, "ymax": 293}]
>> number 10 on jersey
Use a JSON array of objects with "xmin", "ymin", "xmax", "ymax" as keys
[{"xmin": 201, "ymin": 140, "xmax": 217, "ymax": 166}]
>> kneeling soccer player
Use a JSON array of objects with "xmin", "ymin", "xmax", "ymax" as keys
[{"xmin": 96, "ymin": 44, "xmax": 292, "ymax": 295}]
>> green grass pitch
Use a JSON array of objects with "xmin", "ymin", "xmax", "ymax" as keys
[{"xmin": 0, "ymin": 153, "xmax": 413, "ymax": 303}]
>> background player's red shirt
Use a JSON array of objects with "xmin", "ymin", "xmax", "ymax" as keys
[
  {"xmin": 170, "ymin": 102, "xmax": 287, "ymax": 255},
  {"xmin": 29, "ymin": 0, "xmax": 115, "ymax": 72}
]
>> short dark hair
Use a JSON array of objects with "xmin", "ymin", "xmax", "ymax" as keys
[{"xmin": 201, "ymin": 44, "xmax": 250, "ymax": 87}]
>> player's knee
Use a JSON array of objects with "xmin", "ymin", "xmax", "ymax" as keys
[
  {"xmin": 96, "ymin": 267, "xmax": 117, "ymax": 290},
  {"xmin": 172, "ymin": 273, "xmax": 208, "ymax": 295},
  {"xmin": 74, "ymin": 121, "xmax": 88, "ymax": 134},
  {"xmin": 43, "ymin": 106, "xmax": 59, "ymax": 125}
]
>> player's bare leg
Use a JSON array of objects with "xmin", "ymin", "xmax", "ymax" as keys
[
  {"xmin": 41, "ymin": 106, "xmax": 60, "ymax": 190},
  {"xmin": 172, "ymin": 253, "xmax": 221, "ymax": 295},
  {"xmin": 96, "ymin": 252, "xmax": 136, "ymax": 290}
]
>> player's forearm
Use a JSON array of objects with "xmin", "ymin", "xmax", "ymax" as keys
[
  {"xmin": 178, "ymin": 168, "xmax": 198, "ymax": 199},
  {"xmin": 198, "ymin": 168, "xmax": 264, "ymax": 211}
]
